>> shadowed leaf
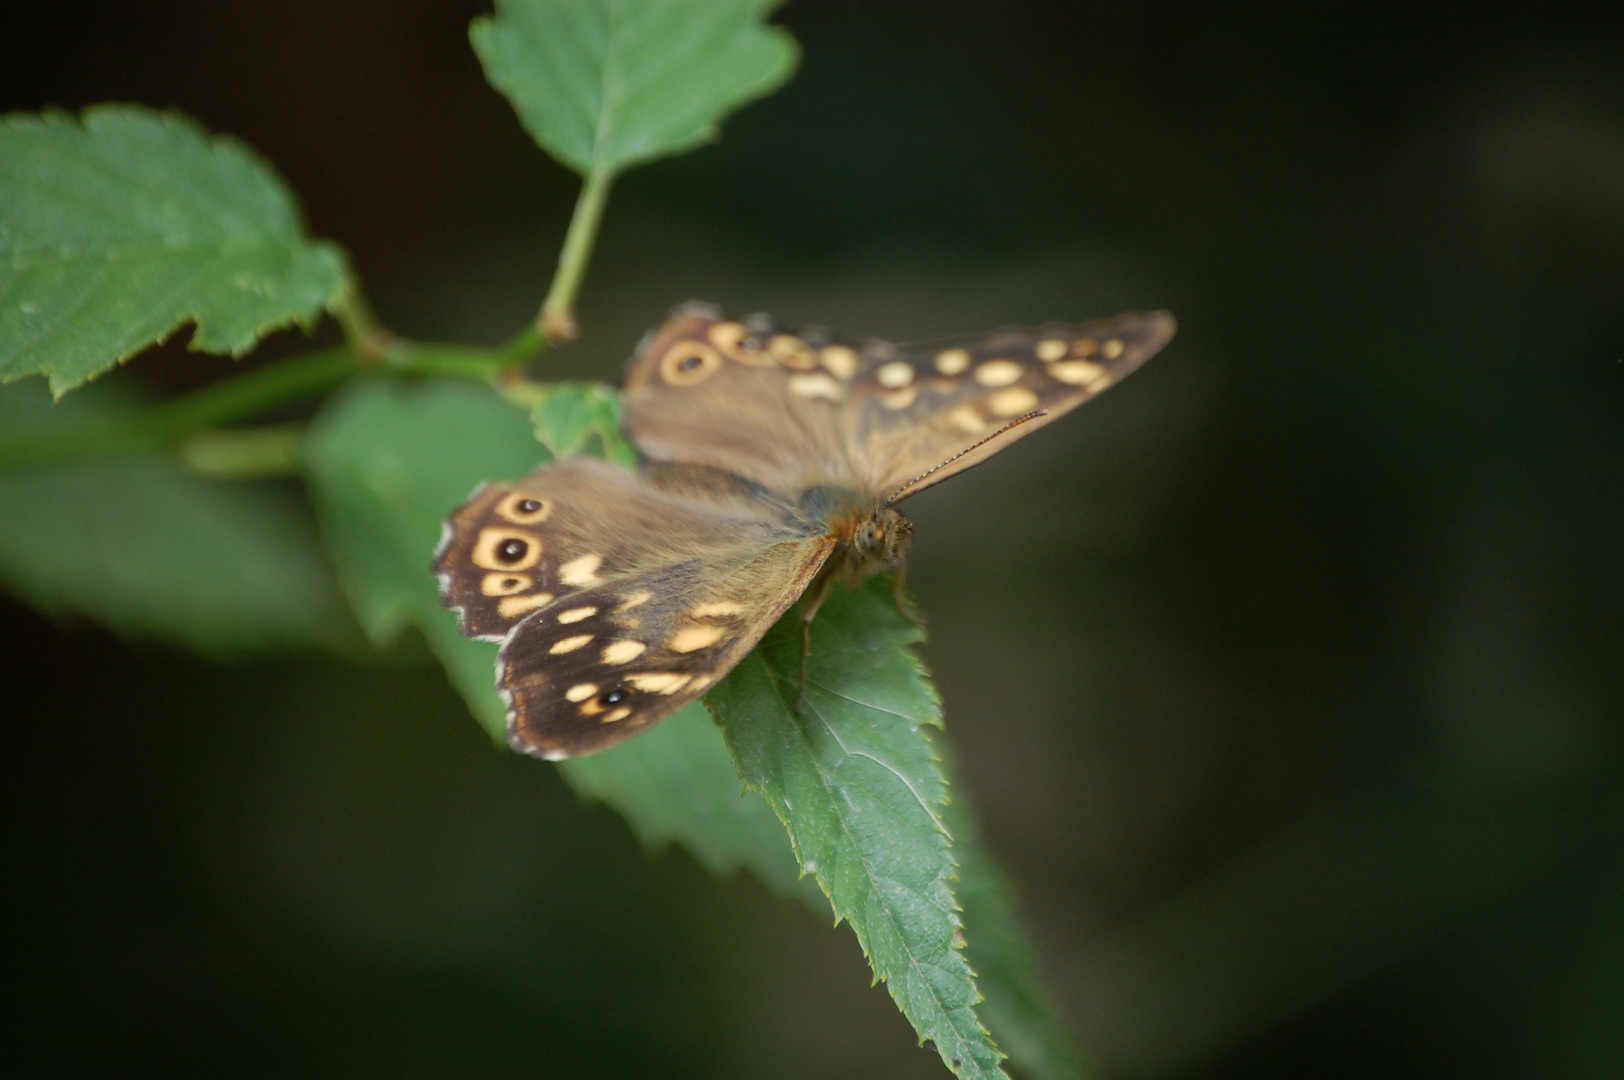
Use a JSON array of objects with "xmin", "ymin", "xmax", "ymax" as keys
[{"xmin": 0, "ymin": 381, "xmax": 357, "ymax": 655}]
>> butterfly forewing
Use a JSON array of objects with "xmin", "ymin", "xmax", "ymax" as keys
[
  {"xmin": 852, "ymin": 310, "xmax": 1176, "ymax": 500},
  {"xmin": 435, "ymin": 456, "xmax": 834, "ymax": 758},
  {"xmin": 498, "ymin": 534, "xmax": 835, "ymax": 758},
  {"xmin": 622, "ymin": 303, "xmax": 1174, "ymax": 500}
]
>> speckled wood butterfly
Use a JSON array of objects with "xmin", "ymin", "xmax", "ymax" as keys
[{"xmin": 436, "ymin": 303, "xmax": 1174, "ymax": 759}]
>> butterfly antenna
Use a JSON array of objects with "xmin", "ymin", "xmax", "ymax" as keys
[{"xmin": 883, "ymin": 410, "xmax": 1048, "ymax": 505}]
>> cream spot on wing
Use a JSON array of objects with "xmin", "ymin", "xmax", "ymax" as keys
[
  {"xmin": 618, "ymin": 590, "xmax": 652, "ymax": 611},
  {"xmin": 1103, "ymin": 338, "xmax": 1125, "ymax": 359},
  {"xmin": 628, "ymin": 672, "xmax": 693, "ymax": 694},
  {"xmin": 974, "ymin": 359, "xmax": 1024, "ymax": 387},
  {"xmin": 1036, "ymin": 339, "xmax": 1068, "ymax": 362},
  {"xmin": 668, "ymin": 624, "xmax": 727, "ymax": 652},
  {"xmin": 935, "ymin": 348, "xmax": 970, "ymax": 375},
  {"xmin": 876, "ymin": 361, "xmax": 914, "ymax": 388},
  {"xmin": 498, "ymin": 592, "xmax": 553, "ymax": 618},
  {"xmin": 708, "ymin": 321, "xmax": 772, "ymax": 366},
  {"xmin": 949, "ymin": 405, "xmax": 986, "ymax": 434},
  {"xmin": 602, "ymin": 640, "xmax": 647, "ymax": 664},
  {"xmin": 690, "ymin": 600, "xmax": 745, "ymax": 618},
  {"xmin": 770, "ymin": 334, "xmax": 818, "ymax": 370},
  {"xmin": 787, "ymin": 372, "xmax": 844, "ymax": 401},
  {"xmin": 565, "ymin": 683, "xmax": 599, "ymax": 702},
  {"xmin": 481, "ymin": 572, "xmax": 532, "ymax": 597},
  {"xmin": 602, "ymin": 707, "xmax": 633, "ymax": 723},
  {"xmin": 559, "ymin": 553, "xmax": 603, "ymax": 586},
  {"xmin": 557, "ymin": 606, "xmax": 596, "ymax": 624},
  {"xmin": 1051, "ymin": 360, "xmax": 1111, "ymax": 387},
  {"xmin": 550, "ymin": 634, "xmax": 593, "ymax": 654},
  {"xmin": 881, "ymin": 385, "xmax": 918, "ymax": 411},
  {"xmin": 988, "ymin": 386, "xmax": 1041, "ymax": 416},
  {"xmin": 615, "ymin": 616, "xmax": 642, "ymax": 629},
  {"xmin": 820, "ymin": 345, "xmax": 859, "ymax": 378}
]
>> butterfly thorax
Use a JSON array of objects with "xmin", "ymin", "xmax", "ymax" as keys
[{"xmin": 800, "ymin": 485, "xmax": 912, "ymax": 580}]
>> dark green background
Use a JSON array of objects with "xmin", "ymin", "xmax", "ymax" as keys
[{"xmin": 4, "ymin": 1, "xmax": 1622, "ymax": 1076}]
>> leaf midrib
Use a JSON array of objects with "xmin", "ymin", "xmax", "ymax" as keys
[{"xmin": 758, "ymin": 642, "xmax": 1001, "ymax": 1078}]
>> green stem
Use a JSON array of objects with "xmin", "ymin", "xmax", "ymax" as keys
[
  {"xmin": 0, "ymin": 347, "xmax": 356, "ymax": 469},
  {"xmin": 540, "ymin": 165, "xmax": 615, "ymax": 341},
  {"xmin": 177, "ymin": 424, "xmax": 307, "ymax": 478}
]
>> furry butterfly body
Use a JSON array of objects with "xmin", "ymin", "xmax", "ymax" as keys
[{"xmin": 436, "ymin": 303, "xmax": 1174, "ymax": 759}]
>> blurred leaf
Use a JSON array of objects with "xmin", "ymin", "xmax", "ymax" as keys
[
  {"xmin": 0, "ymin": 106, "xmax": 349, "ymax": 397},
  {"xmin": 0, "ymin": 381, "xmax": 357, "ymax": 656},
  {"xmin": 708, "ymin": 578, "xmax": 1008, "ymax": 1080},
  {"xmin": 470, "ymin": 0, "xmax": 798, "ymax": 176},
  {"xmin": 304, "ymin": 378, "xmax": 811, "ymax": 893},
  {"xmin": 948, "ymin": 792, "xmax": 1084, "ymax": 1080},
  {"xmin": 530, "ymin": 380, "xmax": 638, "ymax": 466},
  {"xmin": 559, "ymin": 703, "xmax": 821, "ymax": 902}
]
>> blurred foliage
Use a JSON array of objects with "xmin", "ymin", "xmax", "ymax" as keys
[{"xmin": 0, "ymin": 380, "xmax": 356, "ymax": 655}]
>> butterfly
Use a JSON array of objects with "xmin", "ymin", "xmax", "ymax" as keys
[{"xmin": 435, "ymin": 303, "xmax": 1174, "ymax": 759}]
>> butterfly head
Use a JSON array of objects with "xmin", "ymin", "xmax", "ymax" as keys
[{"xmin": 851, "ymin": 506, "xmax": 913, "ymax": 571}]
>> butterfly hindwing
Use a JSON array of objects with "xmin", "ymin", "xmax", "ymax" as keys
[{"xmin": 498, "ymin": 534, "xmax": 835, "ymax": 758}]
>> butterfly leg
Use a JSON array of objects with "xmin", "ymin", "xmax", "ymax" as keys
[
  {"xmin": 796, "ymin": 570, "xmax": 837, "ymax": 713},
  {"xmin": 890, "ymin": 564, "xmax": 926, "ymax": 626}
]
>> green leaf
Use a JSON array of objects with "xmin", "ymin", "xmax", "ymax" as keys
[
  {"xmin": 0, "ymin": 106, "xmax": 350, "ymax": 397},
  {"xmin": 0, "ymin": 380, "xmax": 357, "ymax": 656},
  {"xmin": 471, "ymin": 0, "xmax": 799, "ymax": 176},
  {"xmin": 304, "ymin": 378, "xmax": 812, "ymax": 893},
  {"xmin": 708, "ymin": 578, "xmax": 1009, "ymax": 1080},
  {"xmin": 529, "ymin": 380, "xmax": 638, "ymax": 465},
  {"xmin": 948, "ymin": 795, "xmax": 1086, "ymax": 1080},
  {"xmin": 559, "ymin": 703, "xmax": 821, "ymax": 900}
]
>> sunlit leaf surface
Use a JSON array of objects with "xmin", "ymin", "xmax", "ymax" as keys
[
  {"xmin": 709, "ymin": 579, "xmax": 1009, "ymax": 1080},
  {"xmin": 0, "ymin": 107, "xmax": 348, "ymax": 396},
  {"xmin": 471, "ymin": 0, "xmax": 798, "ymax": 176}
]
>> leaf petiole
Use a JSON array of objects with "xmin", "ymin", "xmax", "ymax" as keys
[{"xmin": 539, "ymin": 165, "xmax": 614, "ymax": 342}]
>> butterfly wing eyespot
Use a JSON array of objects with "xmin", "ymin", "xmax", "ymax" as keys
[
  {"xmin": 660, "ymin": 340, "xmax": 724, "ymax": 385},
  {"xmin": 481, "ymin": 572, "xmax": 533, "ymax": 597},
  {"xmin": 471, "ymin": 527, "xmax": 542, "ymax": 571},
  {"xmin": 495, "ymin": 492, "xmax": 552, "ymax": 524}
]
